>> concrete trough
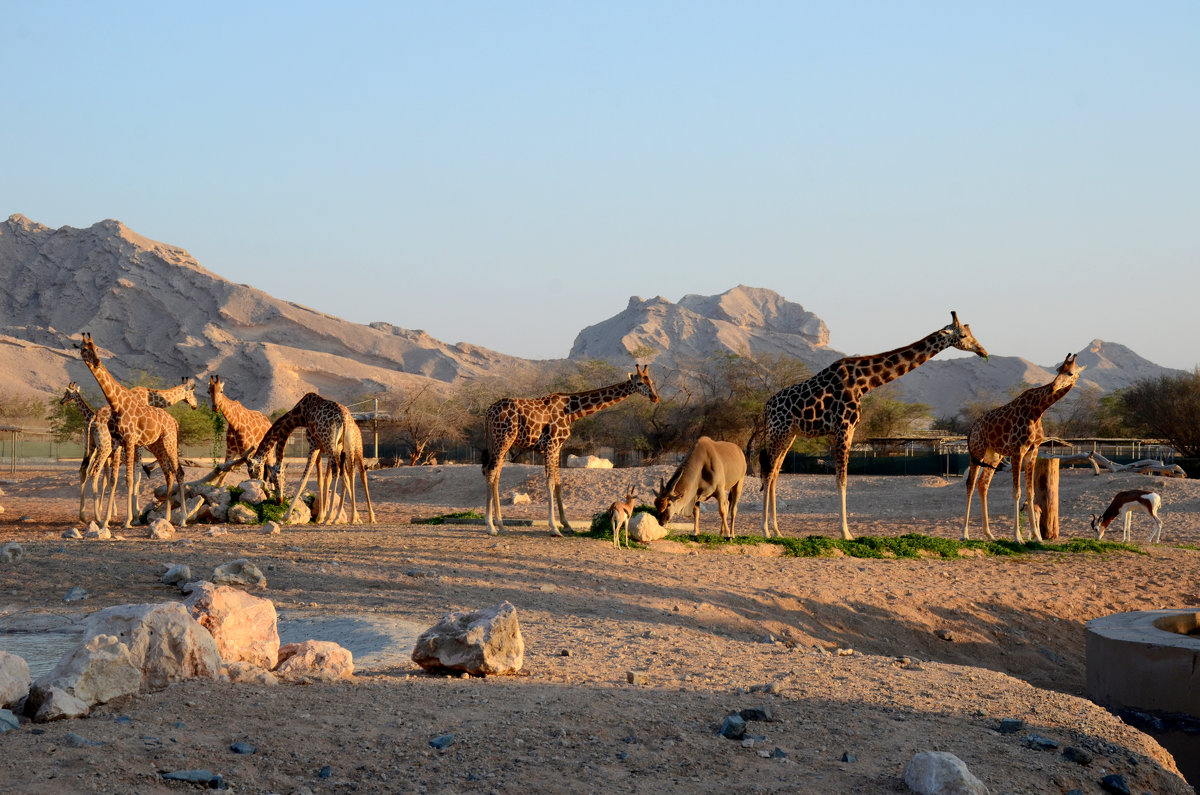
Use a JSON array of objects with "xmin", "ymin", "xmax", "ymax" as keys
[{"xmin": 1086, "ymin": 609, "xmax": 1200, "ymax": 717}]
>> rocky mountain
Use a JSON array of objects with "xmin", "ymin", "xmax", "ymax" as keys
[
  {"xmin": 0, "ymin": 215, "xmax": 1183, "ymax": 423},
  {"xmin": 0, "ymin": 214, "xmax": 535, "ymax": 411},
  {"xmin": 569, "ymin": 286, "xmax": 846, "ymax": 373}
]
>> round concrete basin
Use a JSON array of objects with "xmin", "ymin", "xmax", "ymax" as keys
[{"xmin": 1086, "ymin": 609, "xmax": 1200, "ymax": 717}]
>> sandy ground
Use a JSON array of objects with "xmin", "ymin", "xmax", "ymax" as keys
[{"xmin": 1, "ymin": 461, "xmax": 1199, "ymax": 794}]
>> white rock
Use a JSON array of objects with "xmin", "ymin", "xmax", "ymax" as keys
[
  {"xmin": 412, "ymin": 601, "xmax": 524, "ymax": 676},
  {"xmin": 81, "ymin": 602, "xmax": 222, "ymax": 691},
  {"xmin": 263, "ymin": 521, "xmax": 281, "ymax": 535},
  {"xmin": 629, "ymin": 511, "xmax": 668, "ymax": 543},
  {"xmin": 566, "ymin": 454, "xmax": 613, "ymax": 469},
  {"xmin": 286, "ymin": 499, "xmax": 311, "ymax": 525},
  {"xmin": 28, "ymin": 686, "xmax": 89, "ymax": 722},
  {"xmin": 212, "ymin": 558, "xmax": 267, "ymax": 590},
  {"xmin": 236, "ymin": 480, "xmax": 269, "ymax": 506},
  {"xmin": 0, "ymin": 651, "xmax": 32, "ymax": 709},
  {"xmin": 227, "ymin": 504, "xmax": 258, "ymax": 524},
  {"xmin": 1, "ymin": 542, "xmax": 23, "ymax": 563},
  {"xmin": 222, "ymin": 661, "xmax": 279, "ymax": 686},
  {"xmin": 62, "ymin": 527, "xmax": 83, "ymax": 539},
  {"xmin": 31, "ymin": 634, "xmax": 141, "ymax": 708},
  {"xmin": 84, "ymin": 526, "xmax": 111, "ymax": 540},
  {"xmin": 161, "ymin": 564, "xmax": 191, "ymax": 587},
  {"xmin": 903, "ymin": 751, "xmax": 989, "ymax": 795},
  {"xmin": 182, "ymin": 581, "xmax": 280, "ymax": 670},
  {"xmin": 510, "ymin": 491, "xmax": 532, "ymax": 505},
  {"xmin": 147, "ymin": 518, "xmax": 175, "ymax": 539},
  {"xmin": 273, "ymin": 640, "xmax": 354, "ymax": 682}
]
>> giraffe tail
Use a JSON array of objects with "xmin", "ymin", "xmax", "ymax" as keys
[
  {"xmin": 758, "ymin": 449, "xmax": 771, "ymax": 487},
  {"xmin": 481, "ymin": 422, "xmax": 496, "ymax": 475}
]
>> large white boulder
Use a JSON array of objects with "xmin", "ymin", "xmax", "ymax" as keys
[
  {"xmin": 273, "ymin": 640, "xmax": 354, "ymax": 682},
  {"xmin": 566, "ymin": 454, "xmax": 613, "ymax": 469},
  {"xmin": 903, "ymin": 751, "xmax": 989, "ymax": 795},
  {"xmin": 30, "ymin": 634, "xmax": 141, "ymax": 709},
  {"xmin": 0, "ymin": 651, "xmax": 31, "ymax": 709},
  {"xmin": 412, "ymin": 601, "xmax": 524, "ymax": 676},
  {"xmin": 82, "ymin": 602, "xmax": 222, "ymax": 691},
  {"xmin": 629, "ymin": 511, "xmax": 669, "ymax": 543},
  {"xmin": 182, "ymin": 581, "xmax": 280, "ymax": 670}
]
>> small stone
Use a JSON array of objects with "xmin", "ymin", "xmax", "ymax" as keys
[
  {"xmin": 161, "ymin": 564, "xmax": 191, "ymax": 587},
  {"xmin": 771, "ymin": 747, "xmax": 788, "ymax": 759},
  {"xmin": 539, "ymin": 584, "xmax": 557, "ymax": 593},
  {"xmin": 161, "ymin": 770, "xmax": 225, "ymax": 789},
  {"xmin": 230, "ymin": 741, "xmax": 257, "ymax": 754},
  {"xmin": 835, "ymin": 647, "xmax": 854, "ymax": 656},
  {"xmin": 748, "ymin": 681, "xmax": 782, "ymax": 693},
  {"xmin": 841, "ymin": 751, "xmax": 857, "ymax": 763},
  {"xmin": 318, "ymin": 765, "xmax": 332, "ymax": 778},
  {"xmin": 718, "ymin": 714, "xmax": 746, "ymax": 740},
  {"xmin": 996, "ymin": 718, "xmax": 1024, "ymax": 734},
  {"xmin": 739, "ymin": 706, "xmax": 775, "ymax": 722},
  {"xmin": 0, "ymin": 709, "xmax": 19, "ymax": 733},
  {"xmin": 934, "ymin": 628, "xmax": 955, "ymax": 642},
  {"xmin": 626, "ymin": 671, "xmax": 648, "ymax": 686},
  {"xmin": 559, "ymin": 649, "xmax": 571, "ymax": 657},
  {"xmin": 760, "ymin": 634, "xmax": 776, "ymax": 644},
  {"xmin": 1099, "ymin": 774, "xmax": 1131, "ymax": 795},
  {"xmin": 429, "ymin": 733, "xmax": 454, "ymax": 750},
  {"xmin": 1, "ymin": 542, "xmax": 23, "ymax": 563},
  {"xmin": 112, "ymin": 715, "xmax": 132, "ymax": 724},
  {"xmin": 1022, "ymin": 733, "xmax": 1059, "ymax": 751},
  {"xmin": 62, "ymin": 527, "xmax": 83, "ymax": 539},
  {"xmin": 84, "ymin": 526, "xmax": 111, "ymax": 540},
  {"xmin": 65, "ymin": 732, "xmax": 102, "ymax": 747},
  {"xmin": 1062, "ymin": 746, "xmax": 1092, "ymax": 765},
  {"xmin": 62, "ymin": 586, "xmax": 89, "ymax": 602}
]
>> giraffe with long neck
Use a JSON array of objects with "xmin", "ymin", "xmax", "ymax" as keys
[
  {"xmin": 482, "ymin": 365, "xmax": 660, "ymax": 536},
  {"xmin": 75, "ymin": 333, "xmax": 187, "ymax": 528},
  {"xmin": 246, "ymin": 393, "xmax": 349, "ymax": 525},
  {"xmin": 963, "ymin": 353, "xmax": 1084, "ymax": 542},
  {"xmin": 208, "ymin": 375, "xmax": 275, "ymax": 486},
  {"xmin": 760, "ymin": 312, "xmax": 989, "ymax": 540},
  {"xmin": 140, "ymin": 378, "xmax": 199, "ymax": 410}
]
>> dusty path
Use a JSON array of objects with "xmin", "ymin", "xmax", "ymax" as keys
[{"xmin": 0, "ymin": 464, "xmax": 1197, "ymax": 793}]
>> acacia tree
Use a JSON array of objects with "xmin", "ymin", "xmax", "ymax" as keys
[
  {"xmin": 378, "ymin": 384, "xmax": 471, "ymax": 465},
  {"xmin": 1115, "ymin": 370, "xmax": 1200, "ymax": 456},
  {"xmin": 856, "ymin": 384, "xmax": 932, "ymax": 441}
]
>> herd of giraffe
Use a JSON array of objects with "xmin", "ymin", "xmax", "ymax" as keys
[
  {"xmin": 67, "ymin": 334, "xmax": 374, "ymax": 529},
  {"xmin": 66, "ymin": 313, "xmax": 1087, "ymax": 544}
]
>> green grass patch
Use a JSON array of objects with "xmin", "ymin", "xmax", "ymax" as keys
[
  {"xmin": 1175, "ymin": 543, "xmax": 1200, "ymax": 552},
  {"xmin": 412, "ymin": 510, "xmax": 486, "ymax": 525},
  {"xmin": 657, "ymin": 531, "xmax": 1145, "ymax": 559}
]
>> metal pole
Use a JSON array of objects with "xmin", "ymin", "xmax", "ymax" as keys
[{"xmin": 373, "ymin": 398, "xmax": 379, "ymax": 460}]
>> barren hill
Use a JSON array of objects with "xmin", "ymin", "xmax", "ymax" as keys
[
  {"xmin": 0, "ymin": 215, "xmax": 1182, "ymax": 420},
  {"xmin": 0, "ymin": 214, "xmax": 535, "ymax": 411}
]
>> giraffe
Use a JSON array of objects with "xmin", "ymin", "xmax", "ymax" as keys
[
  {"xmin": 142, "ymin": 378, "xmax": 199, "ymax": 410},
  {"xmin": 208, "ymin": 375, "xmax": 275, "ymax": 486},
  {"xmin": 325, "ymin": 405, "xmax": 376, "ymax": 524},
  {"xmin": 60, "ymin": 382, "xmax": 114, "ymax": 523},
  {"xmin": 482, "ymin": 365, "xmax": 660, "ymax": 536},
  {"xmin": 760, "ymin": 312, "xmax": 989, "ymax": 540},
  {"xmin": 963, "ymin": 353, "xmax": 1085, "ymax": 542},
  {"xmin": 245, "ymin": 393, "xmax": 351, "ymax": 525},
  {"xmin": 74, "ymin": 333, "xmax": 187, "ymax": 529}
]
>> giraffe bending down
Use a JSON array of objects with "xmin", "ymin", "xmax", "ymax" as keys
[
  {"xmin": 963, "ymin": 353, "xmax": 1084, "ymax": 542},
  {"xmin": 141, "ymin": 378, "xmax": 199, "ymax": 410},
  {"xmin": 246, "ymin": 393, "xmax": 359, "ymax": 525},
  {"xmin": 760, "ymin": 312, "xmax": 989, "ymax": 540},
  {"xmin": 483, "ymin": 365, "xmax": 660, "ymax": 536},
  {"xmin": 326, "ymin": 407, "xmax": 375, "ymax": 524},
  {"xmin": 208, "ymin": 375, "xmax": 275, "ymax": 486},
  {"xmin": 75, "ymin": 333, "xmax": 187, "ymax": 529}
]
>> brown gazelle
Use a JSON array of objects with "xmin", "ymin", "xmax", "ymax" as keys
[
  {"xmin": 608, "ymin": 488, "xmax": 638, "ymax": 550},
  {"xmin": 482, "ymin": 365, "xmax": 659, "ymax": 536}
]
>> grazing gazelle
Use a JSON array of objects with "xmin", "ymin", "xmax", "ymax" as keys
[
  {"xmin": 608, "ymin": 488, "xmax": 638, "ymax": 550},
  {"xmin": 1091, "ymin": 489, "xmax": 1163, "ymax": 543}
]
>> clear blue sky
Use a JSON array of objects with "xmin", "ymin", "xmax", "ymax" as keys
[{"xmin": 4, "ymin": 2, "xmax": 1198, "ymax": 368}]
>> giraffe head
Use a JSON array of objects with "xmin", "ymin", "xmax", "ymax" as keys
[
  {"xmin": 942, "ymin": 312, "xmax": 989, "ymax": 360},
  {"xmin": 1052, "ymin": 353, "xmax": 1085, "ymax": 388},
  {"xmin": 180, "ymin": 377, "xmax": 199, "ymax": 408},
  {"xmin": 209, "ymin": 374, "xmax": 225, "ymax": 406},
  {"xmin": 629, "ymin": 364, "xmax": 660, "ymax": 403},
  {"xmin": 59, "ymin": 381, "xmax": 82, "ymax": 406},
  {"xmin": 74, "ymin": 332, "xmax": 102, "ymax": 369}
]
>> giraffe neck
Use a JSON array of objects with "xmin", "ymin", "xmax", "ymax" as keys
[
  {"xmin": 253, "ymin": 409, "xmax": 304, "ymax": 457},
  {"xmin": 1015, "ymin": 379, "xmax": 1075, "ymax": 416},
  {"xmin": 212, "ymin": 390, "xmax": 243, "ymax": 424},
  {"xmin": 844, "ymin": 329, "xmax": 957, "ymax": 391},
  {"xmin": 66, "ymin": 393, "xmax": 96, "ymax": 423},
  {"xmin": 149, "ymin": 383, "xmax": 187, "ymax": 407},
  {"xmin": 84, "ymin": 359, "xmax": 133, "ymax": 411},
  {"xmin": 564, "ymin": 380, "xmax": 637, "ymax": 423}
]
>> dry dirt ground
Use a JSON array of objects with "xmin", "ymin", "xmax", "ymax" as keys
[{"xmin": 1, "ymin": 462, "xmax": 1199, "ymax": 794}]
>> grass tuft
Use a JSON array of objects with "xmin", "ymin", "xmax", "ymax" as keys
[
  {"xmin": 412, "ymin": 510, "xmax": 486, "ymax": 525},
  {"xmin": 655, "ymin": 531, "xmax": 1146, "ymax": 558}
]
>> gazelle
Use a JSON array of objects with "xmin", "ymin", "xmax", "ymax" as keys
[
  {"xmin": 608, "ymin": 488, "xmax": 638, "ymax": 550},
  {"xmin": 1091, "ymin": 489, "xmax": 1164, "ymax": 543}
]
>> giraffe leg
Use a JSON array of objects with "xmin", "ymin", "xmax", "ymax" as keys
[
  {"xmin": 832, "ymin": 429, "xmax": 854, "ymax": 541},
  {"xmin": 974, "ymin": 466, "xmax": 996, "ymax": 540},
  {"xmin": 962, "ymin": 462, "xmax": 979, "ymax": 540},
  {"xmin": 1011, "ymin": 451, "xmax": 1026, "ymax": 543},
  {"xmin": 290, "ymin": 450, "xmax": 321, "ymax": 524},
  {"xmin": 483, "ymin": 443, "xmax": 509, "ymax": 535},
  {"xmin": 122, "ymin": 445, "xmax": 137, "ymax": 529},
  {"xmin": 1023, "ymin": 452, "xmax": 1041, "ymax": 542},
  {"xmin": 544, "ymin": 447, "xmax": 564, "ymax": 536},
  {"xmin": 358, "ymin": 459, "xmax": 375, "ymax": 524},
  {"xmin": 761, "ymin": 435, "xmax": 793, "ymax": 538}
]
